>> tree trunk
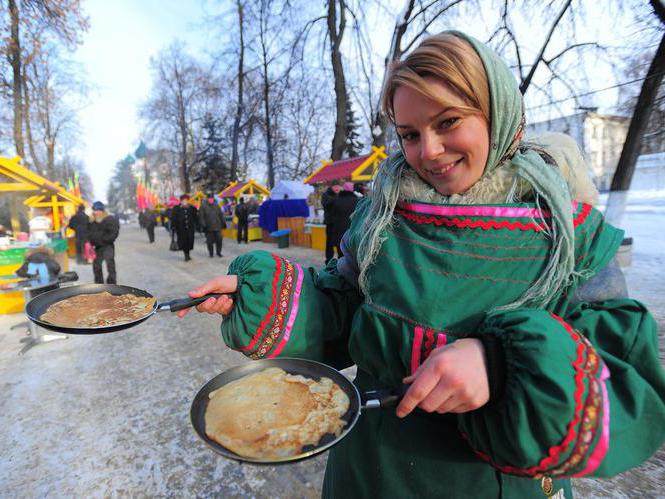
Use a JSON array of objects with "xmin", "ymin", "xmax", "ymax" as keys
[
  {"xmin": 230, "ymin": 0, "xmax": 245, "ymax": 182},
  {"xmin": 328, "ymin": 0, "xmax": 348, "ymax": 161},
  {"xmin": 259, "ymin": 4, "xmax": 275, "ymax": 188},
  {"xmin": 610, "ymin": 31, "xmax": 665, "ymax": 191},
  {"xmin": 9, "ymin": 0, "xmax": 25, "ymax": 159},
  {"xmin": 22, "ymin": 68, "xmax": 43, "ymax": 171},
  {"xmin": 371, "ymin": 0, "xmax": 415, "ymax": 148}
]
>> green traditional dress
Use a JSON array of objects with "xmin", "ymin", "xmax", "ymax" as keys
[
  {"xmin": 222, "ymin": 197, "xmax": 664, "ymax": 498},
  {"xmin": 218, "ymin": 31, "xmax": 665, "ymax": 498}
]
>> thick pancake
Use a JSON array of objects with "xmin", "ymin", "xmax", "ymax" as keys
[
  {"xmin": 40, "ymin": 291, "xmax": 156, "ymax": 327},
  {"xmin": 204, "ymin": 367, "xmax": 350, "ymax": 459}
]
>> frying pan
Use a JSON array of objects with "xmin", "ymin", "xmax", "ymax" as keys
[
  {"xmin": 25, "ymin": 283, "xmax": 225, "ymax": 334},
  {"xmin": 190, "ymin": 357, "xmax": 406, "ymax": 464}
]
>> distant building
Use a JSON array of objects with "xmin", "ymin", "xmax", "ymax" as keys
[{"xmin": 527, "ymin": 110, "xmax": 629, "ymax": 191}]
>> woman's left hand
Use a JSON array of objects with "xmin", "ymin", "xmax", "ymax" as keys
[{"xmin": 396, "ymin": 338, "xmax": 489, "ymax": 418}]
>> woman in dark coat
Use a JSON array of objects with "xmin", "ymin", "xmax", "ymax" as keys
[{"xmin": 171, "ymin": 194, "xmax": 198, "ymax": 261}]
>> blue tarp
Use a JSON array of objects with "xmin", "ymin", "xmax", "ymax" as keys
[{"xmin": 258, "ymin": 199, "xmax": 310, "ymax": 233}]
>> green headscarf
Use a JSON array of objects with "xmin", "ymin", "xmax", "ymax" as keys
[{"xmin": 357, "ymin": 31, "xmax": 576, "ymax": 310}]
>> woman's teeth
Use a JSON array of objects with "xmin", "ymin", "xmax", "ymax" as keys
[{"xmin": 429, "ymin": 160, "xmax": 460, "ymax": 175}]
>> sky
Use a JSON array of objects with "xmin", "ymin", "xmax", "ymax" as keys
[
  {"xmin": 73, "ymin": 0, "xmax": 212, "ymax": 202},
  {"xmin": 70, "ymin": 0, "xmax": 644, "ymax": 203}
]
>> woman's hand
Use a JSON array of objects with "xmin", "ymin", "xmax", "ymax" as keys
[
  {"xmin": 396, "ymin": 338, "xmax": 489, "ymax": 418},
  {"xmin": 176, "ymin": 275, "xmax": 238, "ymax": 318}
]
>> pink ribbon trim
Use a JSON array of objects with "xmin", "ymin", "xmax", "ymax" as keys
[
  {"xmin": 411, "ymin": 326, "xmax": 424, "ymax": 375},
  {"xmin": 399, "ymin": 201, "xmax": 581, "ymax": 218},
  {"xmin": 571, "ymin": 363, "xmax": 611, "ymax": 477},
  {"xmin": 268, "ymin": 262, "xmax": 304, "ymax": 358}
]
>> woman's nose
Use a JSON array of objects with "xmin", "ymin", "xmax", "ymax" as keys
[{"xmin": 420, "ymin": 133, "xmax": 444, "ymax": 161}]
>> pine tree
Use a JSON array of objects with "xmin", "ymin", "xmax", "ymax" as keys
[
  {"xmin": 193, "ymin": 114, "xmax": 231, "ymax": 192},
  {"xmin": 344, "ymin": 92, "xmax": 364, "ymax": 158}
]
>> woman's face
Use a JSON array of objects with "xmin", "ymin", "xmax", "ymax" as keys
[{"xmin": 393, "ymin": 77, "xmax": 490, "ymax": 196}]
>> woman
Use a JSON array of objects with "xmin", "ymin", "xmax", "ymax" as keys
[{"xmin": 180, "ymin": 32, "xmax": 665, "ymax": 498}]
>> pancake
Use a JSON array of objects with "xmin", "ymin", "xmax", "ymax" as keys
[
  {"xmin": 40, "ymin": 291, "xmax": 156, "ymax": 327},
  {"xmin": 204, "ymin": 367, "xmax": 350, "ymax": 459}
]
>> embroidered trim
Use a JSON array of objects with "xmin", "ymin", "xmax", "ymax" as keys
[
  {"xmin": 396, "ymin": 208, "xmax": 546, "ymax": 232},
  {"xmin": 240, "ymin": 254, "xmax": 282, "ymax": 353},
  {"xmin": 463, "ymin": 313, "xmax": 605, "ymax": 477},
  {"xmin": 250, "ymin": 258, "xmax": 296, "ymax": 359},
  {"xmin": 268, "ymin": 262, "xmax": 305, "ymax": 358},
  {"xmin": 573, "ymin": 203, "xmax": 592, "ymax": 228},
  {"xmin": 398, "ymin": 202, "xmax": 553, "ymax": 218},
  {"xmin": 571, "ymin": 364, "xmax": 611, "ymax": 477}
]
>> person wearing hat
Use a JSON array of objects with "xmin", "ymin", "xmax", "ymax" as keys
[
  {"xmin": 87, "ymin": 201, "xmax": 120, "ymax": 284},
  {"xmin": 198, "ymin": 193, "xmax": 227, "ymax": 257},
  {"xmin": 171, "ymin": 194, "xmax": 198, "ymax": 261},
  {"xmin": 321, "ymin": 179, "xmax": 343, "ymax": 263}
]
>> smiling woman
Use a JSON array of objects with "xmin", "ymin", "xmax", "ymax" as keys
[{"xmin": 180, "ymin": 30, "xmax": 665, "ymax": 499}]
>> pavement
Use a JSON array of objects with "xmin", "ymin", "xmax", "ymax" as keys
[{"xmin": 0, "ymin": 218, "xmax": 663, "ymax": 498}]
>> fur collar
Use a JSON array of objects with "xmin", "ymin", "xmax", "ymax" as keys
[{"xmin": 398, "ymin": 133, "xmax": 599, "ymax": 206}]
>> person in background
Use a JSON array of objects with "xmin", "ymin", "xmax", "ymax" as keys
[
  {"xmin": 199, "ymin": 193, "xmax": 227, "ymax": 257},
  {"xmin": 331, "ymin": 182, "xmax": 361, "ymax": 251},
  {"xmin": 321, "ymin": 179, "xmax": 343, "ymax": 263},
  {"xmin": 16, "ymin": 247, "xmax": 61, "ymax": 280},
  {"xmin": 143, "ymin": 208, "xmax": 157, "ymax": 243},
  {"xmin": 234, "ymin": 197, "xmax": 250, "ymax": 244},
  {"xmin": 178, "ymin": 31, "xmax": 665, "ymax": 498},
  {"xmin": 68, "ymin": 204, "xmax": 90, "ymax": 264},
  {"xmin": 171, "ymin": 194, "xmax": 197, "ymax": 261},
  {"xmin": 88, "ymin": 201, "xmax": 119, "ymax": 284}
]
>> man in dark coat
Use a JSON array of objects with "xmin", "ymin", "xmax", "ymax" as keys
[
  {"xmin": 199, "ymin": 194, "xmax": 227, "ymax": 257},
  {"xmin": 234, "ymin": 197, "xmax": 251, "ymax": 244},
  {"xmin": 88, "ymin": 201, "xmax": 120, "ymax": 284},
  {"xmin": 321, "ymin": 180, "xmax": 343, "ymax": 263},
  {"xmin": 171, "ymin": 194, "xmax": 198, "ymax": 261},
  {"xmin": 325, "ymin": 182, "xmax": 360, "ymax": 263},
  {"xmin": 68, "ymin": 204, "xmax": 90, "ymax": 263},
  {"xmin": 143, "ymin": 209, "xmax": 158, "ymax": 243}
]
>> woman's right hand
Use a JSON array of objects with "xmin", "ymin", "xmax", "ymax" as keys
[{"xmin": 176, "ymin": 275, "xmax": 238, "ymax": 318}]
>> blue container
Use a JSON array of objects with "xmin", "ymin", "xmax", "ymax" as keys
[{"xmin": 270, "ymin": 229, "xmax": 291, "ymax": 248}]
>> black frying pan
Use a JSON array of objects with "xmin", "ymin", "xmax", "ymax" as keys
[
  {"xmin": 190, "ymin": 357, "xmax": 405, "ymax": 464},
  {"xmin": 25, "ymin": 283, "xmax": 225, "ymax": 334}
]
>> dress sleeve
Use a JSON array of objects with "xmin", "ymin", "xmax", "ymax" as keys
[
  {"xmin": 458, "ymin": 300, "xmax": 665, "ymax": 478},
  {"xmin": 220, "ymin": 250, "xmax": 362, "ymax": 367}
]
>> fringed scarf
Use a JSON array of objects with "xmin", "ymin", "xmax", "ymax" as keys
[{"xmin": 357, "ymin": 31, "xmax": 593, "ymax": 310}]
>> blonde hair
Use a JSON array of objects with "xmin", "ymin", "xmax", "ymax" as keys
[{"xmin": 381, "ymin": 33, "xmax": 490, "ymax": 124}]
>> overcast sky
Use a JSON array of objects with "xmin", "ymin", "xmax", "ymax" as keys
[
  {"xmin": 72, "ymin": 0, "xmax": 212, "ymax": 201},
  {"xmin": 71, "ymin": 0, "xmax": 642, "ymax": 202}
]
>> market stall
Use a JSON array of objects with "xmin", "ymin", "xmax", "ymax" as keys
[
  {"xmin": 0, "ymin": 156, "xmax": 84, "ymax": 313},
  {"xmin": 218, "ymin": 180, "xmax": 270, "ymax": 242},
  {"xmin": 303, "ymin": 146, "xmax": 387, "ymax": 252}
]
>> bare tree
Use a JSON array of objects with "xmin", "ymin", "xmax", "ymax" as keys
[
  {"xmin": 610, "ymin": 2, "xmax": 665, "ymax": 192},
  {"xmin": 23, "ymin": 46, "xmax": 87, "ymax": 179},
  {"xmin": 230, "ymin": 0, "xmax": 245, "ymax": 182},
  {"xmin": 141, "ymin": 42, "xmax": 214, "ymax": 193},
  {"xmin": 1, "ymin": 0, "xmax": 88, "ymax": 162}
]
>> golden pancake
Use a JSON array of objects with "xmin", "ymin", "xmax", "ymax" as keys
[
  {"xmin": 204, "ymin": 367, "xmax": 350, "ymax": 459},
  {"xmin": 40, "ymin": 291, "xmax": 156, "ymax": 327}
]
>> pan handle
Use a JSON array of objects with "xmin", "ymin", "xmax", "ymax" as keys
[
  {"xmin": 158, "ymin": 293, "xmax": 230, "ymax": 312},
  {"xmin": 361, "ymin": 385, "xmax": 410, "ymax": 410}
]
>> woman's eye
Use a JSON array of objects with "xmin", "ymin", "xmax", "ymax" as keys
[
  {"xmin": 439, "ymin": 117, "xmax": 459, "ymax": 129},
  {"xmin": 399, "ymin": 132, "xmax": 418, "ymax": 142}
]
